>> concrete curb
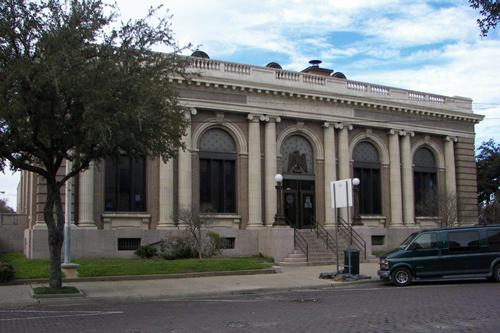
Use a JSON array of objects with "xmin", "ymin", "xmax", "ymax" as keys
[
  {"xmin": 31, "ymin": 289, "xmax": 85, "ymax": 299},
  {"xmin": 6, "ymin": 268, "xmax": 278, "ymax": 285}
]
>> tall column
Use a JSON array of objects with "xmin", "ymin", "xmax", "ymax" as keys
[
  {"xmin": 247, "ymin": 114, "xmax": 263, "ymax": 228},
  {"xmin": 336, "ymin": 123, "xmax": 351, "ymax": 222},
  {"xmin": 78, "ymin": 161, "xmax": 97, "ymax": 228},
  {"xmin": 444, "ymin": 136, "xmax": 458, "ymax": 225},
  {"xmin": 323, "ymin": 123, "xmax": 336, "ymax": 226},
  {"xmin": 401, "ymin": 131, "xmax": 415, "ymax": 225},
  {"xmin": 264, "ymin": 116, "xmax": 279, "ymax": 226},
  {"xmin": 157, "ymin": 159, "xmax": 175, "ymax": 229},
  {"xmin": 178, "ymin": 109, "xmax": 195, "ymax": 216},
  {"xmin": 389, "ymin": 129, "xmax": 403, "ymax": 227}
]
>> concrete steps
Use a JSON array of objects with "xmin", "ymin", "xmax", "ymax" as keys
[
  {"xmin": 279, "ymin": 250, "xmax": 308, "ymax": 266},
  {"xmin": 296, "ymin": 229, "xmax": 343, "ymax": 265}
]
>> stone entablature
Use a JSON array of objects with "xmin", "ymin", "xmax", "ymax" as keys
[{"xmin": 185, "ymin": 57, "xmax": 479, "ymax": 121}]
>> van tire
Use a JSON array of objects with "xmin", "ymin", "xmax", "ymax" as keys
[
  {"xmin": 494, "ymin": 264, "xmax": 500, "ymax": 282},
  {"xmin": 391, "ymin": 267, "xmax": 412, "ymax": 287}
]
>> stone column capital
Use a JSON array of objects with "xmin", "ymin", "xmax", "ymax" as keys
[
  {"xmin": 388, "ymin": 128, "xmax": 399, "ymax": 135},
  {"xmin": 247, "ymin": 114, "xmax": 261, "ymax": 122},
  {"xmin": 322, "ymin": 122, "xmax": 331, "ymax": 128},
  {"xmin": 444, "ymin": 135, "xmax": 458, "ymax": 142},
  {"xmin": 398, "ymin": 130, "xmax": 414, "ymax": 137},
  {"xmin": 335, "ymin": 122, "xmax": 353, "ymax": 130},
  {"xmin": 190, "ymin": 107, "xmax": 198, "ymax": 116}
]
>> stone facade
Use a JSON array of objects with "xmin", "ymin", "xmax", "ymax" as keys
[{"xmin": 17, "ymin": 56, "xmax": 483, "ymax": 260}]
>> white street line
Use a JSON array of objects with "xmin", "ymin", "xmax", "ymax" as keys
[{"xmin": 0, "ymin": 311, "xmax": 123, "ymax": 321}]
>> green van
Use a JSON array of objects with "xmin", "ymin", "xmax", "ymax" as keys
[{"xmin": 378, "ymin": 224, "xmax": 500, "ymax": 286}]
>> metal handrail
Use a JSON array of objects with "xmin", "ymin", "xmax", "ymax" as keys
[
  {"xmin": 311, "ymin": 217, "xmax": 337, "ymax": 253},
  {"xmin": 294, "ymin": 228, "xmax": 309, "ymax": 262},
  {"xmin": 337, "ymin": 217, "xmax": 367, "ymax": 258}
]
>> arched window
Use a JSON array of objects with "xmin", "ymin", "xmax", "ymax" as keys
[
  {"xmin": 414, "ymin": 147, "xmax": 437, "ymax": 216},
  {"xmin": 353, "ymin": 141, "xmax": 381, "ymax": 215},
  {"xmin": 104, "ymin": 156, "xmax": 146, "ymax": 212},
  {"xmin": 199, "ymin": 128, "xmax": 236, "ymax": 213}
]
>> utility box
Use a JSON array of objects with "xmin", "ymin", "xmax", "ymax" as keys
[{"xmin": 344, "ymin": 248, "xmax": 360, "ymax": 275}]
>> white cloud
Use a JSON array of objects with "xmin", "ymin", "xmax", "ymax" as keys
[{"xmin": 362, "ymin": 5, "xmax": 478, "ymax": 47}]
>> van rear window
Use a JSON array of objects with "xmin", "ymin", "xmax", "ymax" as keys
[
  {"xmin": 448, "ymin": 231, "xmax": 480, "ymax": 253},
  {"xmin": 486, "ymin": 230, "xmax": 500, "ymax": 250}
]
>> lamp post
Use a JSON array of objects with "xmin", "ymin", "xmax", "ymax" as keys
[
  {"xmin": 273, "ymin": 174, "xmax": 287, "ymax": 226},
  {"xmin": 352, "ymin": 177, "xmax": 362, "ymax": 225},
  {"xmin": 345, "ymin": 177, "xmax": 360, "ymax": 276}
]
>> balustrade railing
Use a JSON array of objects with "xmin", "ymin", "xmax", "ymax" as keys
[
  {"xmin": 186, "ymin": 57, "xmax": 462, "ymax": 108},
  {"xmin": 347, "ymin": 80, "xmax": 368, "ymax": 92},
  {"xmin": 190, "ymin": 58, "xmax": 221, "ymax": 71},
  {"xmin": 276, "ymin": 70, "xmax": 300, "ymax": 81},
  {"xmin": 224, "ymin": 63, "xmax": 251, "ymax": 75},
  {"xmin": 302, "ymin": 74, "xmax": 326, "ymax": 85}
]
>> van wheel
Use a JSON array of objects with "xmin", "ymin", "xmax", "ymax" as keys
[
  {"xmin": 391, "ymin": 267, "xmax": 412, "ymax": 287},
  {"xmin": 494, "ymin": 264, "xmax": 500, "ymax": 282}
]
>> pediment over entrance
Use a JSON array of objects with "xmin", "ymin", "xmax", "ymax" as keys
[{"xmin": 281, "ymin": 135, "xmax": 314, "ymax": 176}]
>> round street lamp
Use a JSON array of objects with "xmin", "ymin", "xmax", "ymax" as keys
[
  {"xmin": 273, "ymin": 174, "xmax": 287, "ymax": 226},
  {"xmin": 352, "ymin": 177, "xmax": 362, "ymax": 226}
]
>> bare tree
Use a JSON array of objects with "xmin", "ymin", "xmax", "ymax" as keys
[
  {"xmin": 438, "ymin": 193, "xmax": 458, "ymax": 228},
  {"xmin": 176, "ymin": 208, "xmax": 216, "ymax": 260}
]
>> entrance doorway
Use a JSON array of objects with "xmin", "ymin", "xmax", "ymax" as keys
[{"xmin": 283, "ymin": 179, "xmax": 315, "ymax": 229}]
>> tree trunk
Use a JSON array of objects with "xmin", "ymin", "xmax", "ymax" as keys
[
  {"xmin": 44, "ymin": 179, "xmax": 65, "ymax": 289},
  {"xmin": 198, "ymin": 227, "xmax": 202, "ymax": 260}
]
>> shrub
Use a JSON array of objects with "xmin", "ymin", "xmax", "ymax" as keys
[
  {"xmin": 204, "ymin": 232, "xmax": 223, "ymax": 258},
  {"xmin": 134, "ymin": 245, "xmax": 158, "ymax": 259},
  {"xmin": 0, "ymin": 261, "xmax": 15, "ymax": 283},
  {"xmin": 159, "ymin": 238, "xmax": 197, "ymax": 260}
]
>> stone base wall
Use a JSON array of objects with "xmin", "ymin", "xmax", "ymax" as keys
[
  {"xmin": 0, "ymin": 214, "xmax": 28, "ymax": 253},
  {"xmin": 24, "ymin": 226, "xmax": 293, "ymax": 261},
  {"xmin": 354, "ymin": 226, "xmax": 422, "ymax": 255}
]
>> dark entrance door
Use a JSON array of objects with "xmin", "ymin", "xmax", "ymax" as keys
[{"xmin": 283, "ymin": 179, "xmax": 315, "ymax": 229}]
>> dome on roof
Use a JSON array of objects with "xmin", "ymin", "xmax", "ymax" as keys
[
  {"xmin": 191, "ymin": 50, "xmax": 210, "ymax": 59},
  {"xmin": 266, "ymin": 62, "xmax": 282, "ymax": 69},
  {"xmin": 332, "ymin": 72, "xmax": 347, "ymax": 79}
]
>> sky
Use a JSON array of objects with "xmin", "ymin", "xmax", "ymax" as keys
[{"xmin": 1, "ymin": 0, "xmax": 499, "ymax": 210}]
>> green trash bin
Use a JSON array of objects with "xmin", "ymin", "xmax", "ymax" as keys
[{"xmin": 344, "ymin": 247, "xmax": 360, "ymax": 275}]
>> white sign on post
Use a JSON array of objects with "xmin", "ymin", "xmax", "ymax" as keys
[{"xmin": 330, "ymin": 179, "xmax": 353, "ymax": 209}]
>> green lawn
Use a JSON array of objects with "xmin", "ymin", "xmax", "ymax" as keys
[{"xmin": 1, "ymin": 253, "xmax": 274, "ymax": 280}]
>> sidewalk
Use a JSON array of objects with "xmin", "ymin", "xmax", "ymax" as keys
[{"xmin": 0, "ymin": 263, "xmax": 380, "ymax": 307}]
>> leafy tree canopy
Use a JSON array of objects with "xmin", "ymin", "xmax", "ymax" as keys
[
  {"xmin": 476, "ymin": 139, "xmax": 500, "ymax": 204},
  {"xmin": 0, "ymin": 198, "xmax": 15, "ymax": 213},
  {"xmin": 0, "ymin": 0, "xmax": 190, "ymax": 288},
  {"xmin": 469, "ymin": 0, "xmax": 500, "ymax": 36}
]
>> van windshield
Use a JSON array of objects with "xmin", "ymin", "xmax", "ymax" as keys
[{"xmin": 399, "ymin": 232, "xmax": 418, "ymax": 249}]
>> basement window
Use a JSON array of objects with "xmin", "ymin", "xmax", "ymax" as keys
[
  {"xmin": 118, "ymin": 238, "xmax": 141, "ymax": 251},
  {"xmin": 220, "ymin": 237, "xmax": 236, "ymax": 249},
  {"xmin": 372, "ymin": 235, "xmax": 385, "ymax": 246}
]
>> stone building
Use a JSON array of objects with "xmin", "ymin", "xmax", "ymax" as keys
[{"xmin": 17, "ymin": 53, "xmax": 483, "ymax": 261}]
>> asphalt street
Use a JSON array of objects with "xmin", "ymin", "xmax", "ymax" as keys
[{"xmin": 1, "ymin": 280, "xmax": 499, "ymax": 333}]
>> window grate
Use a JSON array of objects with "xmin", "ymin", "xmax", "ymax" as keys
[
  {"xmin": 372, "ymin": 235, "xmax": 385, "ymax": 246},
  {"xmin": 118, "ymin": 238, "xmax": 141, "ymax": 251},
  {"xmin": 220, "ymin": 237, "xmax": 235, "ymax": 249}
]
